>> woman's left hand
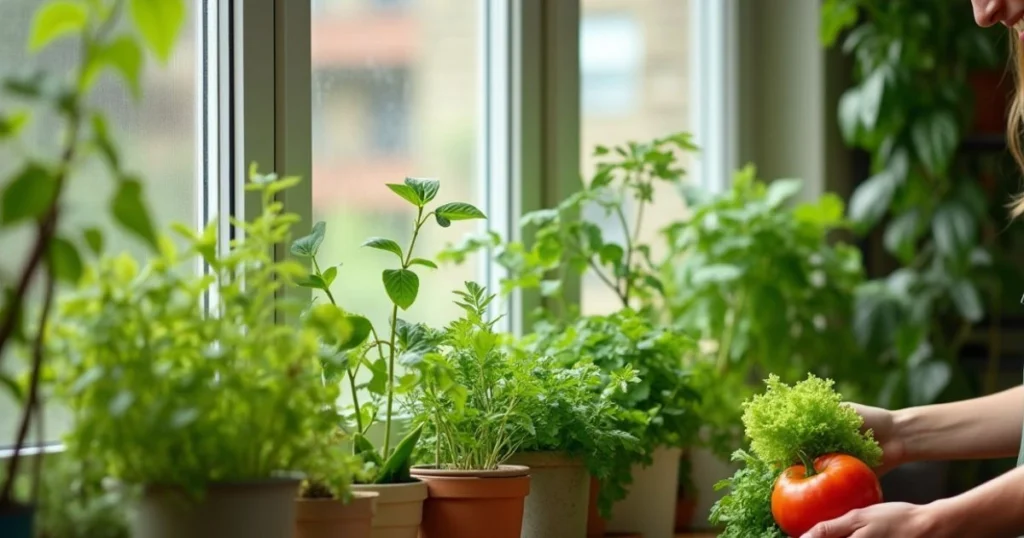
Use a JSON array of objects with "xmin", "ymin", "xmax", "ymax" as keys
[{"xmin": 799, "ymin": 502, "xmax": 940, "ymax": 538}]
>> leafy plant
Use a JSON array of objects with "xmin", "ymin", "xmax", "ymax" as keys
[
  {"xmin": 49, "ymin": 170, "xmax": 353, "ymax": 497},
  {"xmin": 411, "ymin": 282, "xmax": 534, "ymax": 470},
  {"xmin": 822, "ymin": 0, "xmax": 1009, "ymax": 409},
  {"xmin": 0, "ymin": 0, "xmax": 186, "ymax": 508},
  {"xmin": 291, "ymin": 177, "xmax": 486, "ymax": 483},
  {"xmin": 658, "ymin": 165, "xmax": 869, "ymax": 457},
  {"xmin": 34, "ymin": 455, "xmax": 129, "ymax": 538},
  {"xmin": 708, "ymin": 450, "xmax": 785, "ymax": 538}
]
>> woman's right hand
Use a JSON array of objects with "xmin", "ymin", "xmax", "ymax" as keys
[{"xmin": 846, "ymin": 402, "xmax": 907, "ymax": 475}]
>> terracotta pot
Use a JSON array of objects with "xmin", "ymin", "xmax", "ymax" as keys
[
  {"xmin": 674, "ymin": 495, "xmax": 698, "ymax": 532},
  {"xmin": 585, "ymin": 477, "xmax": 606, "ymax": 538},
  {"xmin": 133, "ymin": 478, "xmax": 300, "ymax": 538},
  {"xmin": 507, "ymin": 452, "xmax": 588, "ymax": 538},
  {"xmin": 410, "ymin": 464, "xmax": 530, "ymax": 538},
  {"xmin": 0, "ymin": 503, "xmax": 34, "ymax": 538},
  {"xmin": 294, "ymin": 491, "xmax": 378, "ymax": 538},
  {"xmin": 351, "ymin": 480, "xmax": 428, "ymax": 538},
  {"xmin": 607, "ymin": 446, "xmax": 683, "ymax": 538}
]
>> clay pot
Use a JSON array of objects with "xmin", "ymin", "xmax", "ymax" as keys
[
  {"xmin": 606, "ymin": 446, "xmax": 683, "ymax": 538},
  {"xmin": 674, "ymin": 495, "xmax": 698, "ymax": 532},
  {"xmin": 585, "ymin": 477, "xmax": 606, "ymax": 538},
  {"xmin": 410, "ymin": 464, "xmax": 530, "ymax": 538},
  {"xmin": 351, "ymin": 480, "xmax": 428, "ymax": 538},
  {"xmin": 0, "ymin": 503, "xmax": 34, "ymax": 538},
  {"xmin": 294, "ymin": 491, "xmax": 378, "ymax": 538},
  {"xmin": 133, "ymin": 478, "xmax": 300, "ymax": 538},
  {"xmin": 507, "ymin": 452, "xmax": 588, "ymax": 538}
]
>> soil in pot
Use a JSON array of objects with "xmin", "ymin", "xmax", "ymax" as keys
[
  {"xmin": 295, "ymin": 490, "xmax": 378, "ymax": 538},
  {"xmin": 410, "ymin": 465, "xmax": 530, "ymax": 538},
  {"xmin": 0, "ymin": 503, "xmax": 34, "ymax": 538},
  {"xmin": 606, "ymin": 446, "xmax": 682, "ymax": 538},
  {"xmin": 133, "ymin": 478, "xmax": 300, "ymax": 538},
  {"xmin": 351, "ymin": 480, "xmax": 428, "ymax": 538},
  {"xmin": 507, "ymin": 452, "xmax": 588, "ymax": 538}
]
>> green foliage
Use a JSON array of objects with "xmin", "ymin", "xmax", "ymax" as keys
[
  {"xmin": 34, "ymin": 455, "xmax": 130, "ymax": 538},
  {"xmin": 291, "ymin": 177, "xmax": 485, "ymax": 483},
  {"xmin": 412, "ymin": 282, "xmax": 534, "ymax": 470},
  {"xmin": 822, "ymin": 0, "xmax": 1008, "ymax": 408},
  {"xmin": 50, "ymin": 172, "xmax": 353, "ymax": 497},
  {"xmin": 708, "ymin": 450, "xmax": 785, "ymax": 538},
  {"xmin": 0, "ymin": 0, "xmax": 186, "ymax": 508},
  {"xmin": 742, "ymin": 375, "xmax": 883, "ymax": 469}
]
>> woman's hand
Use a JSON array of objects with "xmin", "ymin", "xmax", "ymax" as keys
[
  {"xmin": 799, "ymin": 502, "xmax": 940, "ymax": 538},
  {"xmin": 845, "ymin": 402, "xmax": 906, "ymax": 475}
]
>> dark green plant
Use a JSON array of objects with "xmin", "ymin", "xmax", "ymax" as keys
[
  {"xmin": 49, "ymin": 171, "xmax": 355, "ymax": 497},
  {"xmin": 0, "ymin": 0, "xmax": 186, "ymax": 510},
  {"xmin": 659, "ymin": 165, "xmax": 869, "ymax": 457},
  {"xmin": 291, "ymin": 177, "xmax": 486, "ymax": 483},
  {"xmin": 822, "ymin": 0, "xmax": 1008, "ymax": 408}
]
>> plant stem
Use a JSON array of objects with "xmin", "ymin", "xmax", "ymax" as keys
[
  {"xmin": 614, "ymin": 204, "xmax": 634, "ymax": 306},
  {"xmin": 312, "ymin": 257, "xmax": 337, "ymax": 305},
  {"xmin": 347, "ymin": 368, "xmax": 363, "ymax": 433},
  {"xmin": 797, "ymin": 450, "xmax": 818, "ymax": 478}
]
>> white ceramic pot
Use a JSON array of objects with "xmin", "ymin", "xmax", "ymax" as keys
[
  {"xmin": 508, "ymin": 452, "xmax": 589, "ymax": 538},
  {"xmin": 691, "ymin": 446, "xmax": 740, "ymax": 530},
  {"xmin": 351, "ymin": 480, "xmax": 428, "ymax": 538},
  {"xmin": 606, "ymin": 446, "xmax": 682, "ymax": 538},
  {"xmin": 133, "ymin": 478, "xmax": 299, "ymax": 538}
]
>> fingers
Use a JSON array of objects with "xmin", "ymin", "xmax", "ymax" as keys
[{"xmin": 800, "ymin": 510, "xmax": 864, "ymax": 538}]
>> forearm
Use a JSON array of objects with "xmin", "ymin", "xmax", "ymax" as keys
[
  {"xmin": 894, "ymin": 385, "xmax": 1024, "ymax": 462},
  {"xmin": 926, "ymin": 465, "xmax": 1024, "ymax": 538}
]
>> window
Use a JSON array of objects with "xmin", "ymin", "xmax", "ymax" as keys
[
  {"xmin": 310, "ymin": 0, "xmax": 483, "ymax": 333},
  {"xmin": 579, "ymin": 0, "xmax": 697, "ymax": 315},
  {"xmin": 0, "ymin": 0, "xmax": 204, "ymax": 446}
]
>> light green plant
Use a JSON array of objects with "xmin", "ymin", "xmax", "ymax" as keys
[
  {"xmin": 291, "ymin": 177, "xmax": 486, "ymax": 483},
  {"xmin": 49, "ymin": 170, "xmax": 355, "ymax": 497},
  {"xmin": 0, "ymin": 0, "xmax": 186, "ymax": 508}
]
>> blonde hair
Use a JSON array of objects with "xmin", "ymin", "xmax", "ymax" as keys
[{"xmin": 1009, "ymin": 30, "xmax": 1024, "ymax": 218}]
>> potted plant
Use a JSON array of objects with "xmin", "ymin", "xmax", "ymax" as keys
[
  {"xmin": 441, "ymin": 133, "xmax": 704, "ymax": 538},
  {"xmin": 0, "ymin": 2, "xmax": 186, "ymax": 535},
  {"xmin": 674, "ymin": 454, "xmax": 698, "ymax": 532},
  {"xmin": 406, "ymin": 282, "xmax": 534, "ymax": 538},
  {"xmin": 290, "ymin": 176, "xmax": 486, "ymax": 538},
  {"xmin": 294, "ymin": 450, "xmax": 378, "ymax": 538},
  {"xmin": 48, "ymin": 171, "xmax": 353, "ymax": 538},
  {"xmin": 507, "ymin": 348, "xmax": 644, "ymax": 538}
]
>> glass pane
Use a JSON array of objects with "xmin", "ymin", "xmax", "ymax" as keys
[
  {"xmin": 0, "ymin": 2, "xmax": 201, "ymax": 445},
  {"xmin": 579, "ymin": 0, "xmax": 694, "ymax": 315},
  {"xmin": 311, "ymin": 1, "xmax": 482, "ymax": 331}
]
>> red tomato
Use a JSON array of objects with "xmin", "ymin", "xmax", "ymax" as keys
[{"xmin": 771, "ymin": 453, "xmax": 882, "ymax": 537}]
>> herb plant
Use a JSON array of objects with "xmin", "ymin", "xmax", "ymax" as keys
[
  {"xmin": 50, "ymin": 171, "xmax": 352, "ymax": 496},
  {"xmin": 412, "ymin": 282, "xmax": 534, "ymax": 470},
  {"xmin": 708, "ymin": 450, "xmax": 785, "ymax": 538},
  {"xmin": 291, "ymin": 177, "xmax": 486, "ymax": 483},
  {"xmin": 0, "ymin": 0, "xmax": 186, "ymax": 508}
]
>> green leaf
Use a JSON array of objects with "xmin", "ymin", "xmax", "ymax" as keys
[
  {"xmin": 949, "ymin": 279, "xmax": 983, "ymax": 323},
  {"xmin": 83, "ymin": 36, "xmax": 144, "ymax": 98},
  {"xmin": 29, "ymin": 0, "xmax": 87, "ymax": 52},
  {"xmin": 405, "ymin": 177, "xmax": 439, "ymax": 204},
  {"xmin": 383, "ymin": 269, "xmax": 419, "ymax": 310},
  {"xmin": 291, "ymin": 221, "xmax": 326, "ymax": 258},
  {"xmin": 848, "ymin": 170, "xmax": 898, "ymax": 231},
  {"xmin": 409, "ymin": 258, "xmax": 438, "ymax": 269},
  {"xmin": 692, "ymin": 264, "xmax": 742, "ymax": 285},
  {"xmin": 296, "ymin": 274, "xmax": 327, "ymax": 290},
  {"xmin": 129, "ymin": 0, "xmax": 186, "ymax": 63},
  {"xmin": 2, "ymin": 163, "xmax": 55, "ymax": 226},
  {"xmin": 354, "ymin": 434, "xmax": 385, "ymax": 468},
  {"xmin": 599, "ymin": 244, "xmax": 624, "ymax": 266},
  {"xmin": 908, "ymin": 360, "xmax": 951, "ymax": 407},
  {"xmin": 435, "ymin": 202, "xmax": 486, "ymax": 227},
  {"xmin": 838, "ymin": 88, "xmax": 862, "ymax": 144},
  {"xmin": 338, "ymin": 315, "xmax": 372, "ymax": 352},
  {"xmin": 793, "ymin": 193, "xmax": 845, "ymax": 227},
  {"xmin": 92, "ymin": 114, "xmax": 120, "ymax": 171},
  {"xmin": 48, "ymin": 236, "xmax": 83, "ymax": 284},
  {"xmin": 883, "ymin": 210, "xmax": 922, "ymax": 262},
  {"xmin": 363, "ymin": 237, "xmax": 404, "ymax": 259},
  {"xmin": 820, "ymin": 0, "xmax": 859, "ymax": 45},
  {"xmin": 764, "ymin": 178, "xmax": 802, "ymax": 209},
  {"xmin": 912, "ymin": 112, "xmax": 959, "ymax": 176},
  {"xmin": 322, "ymin": 266, "xmax": 338, "ymax": 287},
  {"xmin": 83, "ymin": 227, "xmax": 104, "ymax": 255},
  {"xmin": 387, "ymin": 183, "xmax": 422, "ymax": 206},
  {"xmin": 0, "ymin": 110, "xmax": 30, "ymax": 139},
  {"xmin": 375, "ymin": 424, "xmax": 423, "ymax": 484},
  {"xmin": 0, "ymin": 372, "xmax": 23, "ymax": 403},
  {"xmin": 932, "ymin": 202, "xmax": 975, "ymax": 256},
  {"xmin": 858, "ymin": 67, "xmax": 887, "ymax": 131},
  {"xmin": 111, "ymin": 178, "xmax": 158, "ymax": 249}
]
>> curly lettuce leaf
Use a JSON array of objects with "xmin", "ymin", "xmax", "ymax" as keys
[
  {"xmin": 742, "ymin": 374, "xmax": 882, "ymax": 468},
  {"xmin": 709, "ymin": 449, "xmax": 785, "ymax": 538}
]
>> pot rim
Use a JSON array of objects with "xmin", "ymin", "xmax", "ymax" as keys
[
  {"xmin": 143, "ymin": 475, "xmax": 302, "ymax": 494},
  {"xmin": 410, "ymin": 464, "xmax": 529, "ymax": 478},
  {"xmin": 350, "ymin": 478, "xmax": 426, "ymax": 488},
  {"xmin": 296, "ymin": 490, "xmax": 380, "ymax": 503},
  {"xmin": 508, "ymin": 451, "xmax": 584, "ymax": 469}
]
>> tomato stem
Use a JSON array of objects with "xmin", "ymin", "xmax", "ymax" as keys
[{"xmin": 798, "ymin": 450, "xmax": 818, "ymax": 478}]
